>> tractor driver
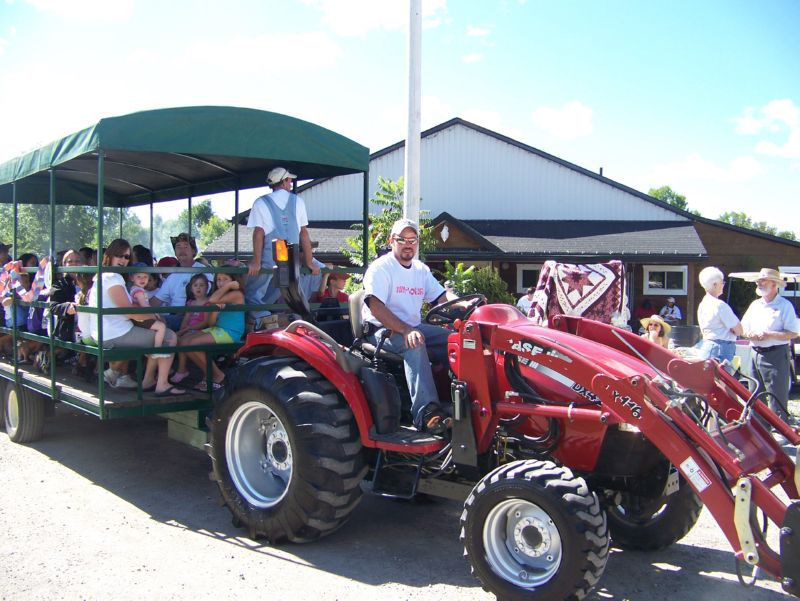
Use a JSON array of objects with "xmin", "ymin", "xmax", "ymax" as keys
[{"xmin": 362, "ymin": 218, "xmax": 460, "ymax": 434}]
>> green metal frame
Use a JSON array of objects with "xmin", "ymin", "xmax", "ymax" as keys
[{"xmin": 0, "ymin": 106, "xmax": 371, "ymax": 421}]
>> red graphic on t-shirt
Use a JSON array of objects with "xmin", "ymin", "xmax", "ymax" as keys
[{"xmin": 396, "ymin": 285, "xmax": 424, "ymax": 296}]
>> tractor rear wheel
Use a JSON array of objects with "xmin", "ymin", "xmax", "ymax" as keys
[
  {"xmin": 461, "ymin": 460, "xmax": 609, "ymax": 601},
  {"xmin": 209, "ymin": 357, "xmax": 367, "ymax": 543},
  {"xmin": 605, "ymin": 478, "xmax": 702, "ymax": 550},
  {"xmin": 3, "ymin": 384, "xmax": 45, "ymax": 443}
]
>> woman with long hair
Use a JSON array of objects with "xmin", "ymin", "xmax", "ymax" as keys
[{"xmin": 88, "ymin": 238, "xmax": 184, "ymax": 396}]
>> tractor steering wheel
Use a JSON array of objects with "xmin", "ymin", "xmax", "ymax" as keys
[{"xmin": 424, "ymin": 294, "xmax": 486, "ymax": 326}]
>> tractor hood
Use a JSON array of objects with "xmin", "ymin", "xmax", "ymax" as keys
[
  {"xmin": 507, "ymin": 322, "xmax": 660, "ymax": 380},
  {"xmin": 468, "ymin": 304, "xmax": 661, "ymax": 381}
]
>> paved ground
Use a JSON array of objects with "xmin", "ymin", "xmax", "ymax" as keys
[{"xmin": 1, "ymin": 400, "xmax": 796, "ymax": 601}]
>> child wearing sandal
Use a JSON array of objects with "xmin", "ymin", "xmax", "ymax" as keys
[
  {"xmin": 127, "ymin": 262, "xmax": 167, "ymax": 352},
  {"xmin": 171, "ymin": 274, "xmax": 211, "ymax": 385},
  {"xmin": 177, "ymin": 269, "xmax": 244, "ymax": 392}
]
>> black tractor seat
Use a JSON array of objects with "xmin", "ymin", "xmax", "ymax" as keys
[{"xmin": 349, "ymin": 289, "xmax": 404, "ymax": 363}]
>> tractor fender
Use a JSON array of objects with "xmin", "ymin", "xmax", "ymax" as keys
[{"xmin": 237, "ymin": 329, "xmax": 376, "ymax": 444}]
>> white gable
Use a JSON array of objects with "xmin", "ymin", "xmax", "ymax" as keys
[{"xmin": 303, "ymin": 122, "xmax": 685, "ymax": 222}]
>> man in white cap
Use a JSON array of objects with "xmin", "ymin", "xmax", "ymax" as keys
[
  {"xmin": 741, "ymin": 268, "xmax": 800, "ymax": 431},
  {"xmin": 658, "ymin": 296, "xmax": 682, "ymax": 325},
  {"xmin": 246, "ymin": 167, "xmax": 320, "ymax": 323},
  {"xmin": 362, "ymin": 218, "xmax": 459, "ymax": 433}
]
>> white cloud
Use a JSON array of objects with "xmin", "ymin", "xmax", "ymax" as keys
[
  {"xmin": 645, "ymin": 153, "xmax": 764, "ymax": 184},
  {"xmin": 755, "ymin": 130, "xmax": 800, "ymax": 159},
  {"xmin": 531, "ymin": 101, "xmax": 593, "ymax": 140},
  {"xmin": 466, "ymin": 24, "xmax": 491, "ymax": 37},
  {"xmin": 181, "ymin": 32, "xmax": 342, "ymax": 73},
  {"xmin": 301, "ymin": 0, "xmax": 447, "ymax": 38},
  {"xmin": 462, "ymin": 52, "xmax": 482, "ymax": 63},
  {"xmin": 25, "ymin": 0, "xmax": 134, "ymax": 23},
  {"xmin": 734, "ymin": 99, "xmax": 800, "ymax": 159}
]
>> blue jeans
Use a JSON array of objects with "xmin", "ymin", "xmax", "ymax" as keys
[
  {"xmin": 695, "ymin": 338, "xmax": 736, "ymax": 365},
  {"xmin": 244, "ymin": 272, "xmax": 280, "ymax": 320},
  {"xmin": 367, "ymin": 324, "xmax": 450, "ymax": 428}
]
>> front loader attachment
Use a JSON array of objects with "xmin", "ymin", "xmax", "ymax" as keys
[{"xmin": 546, "ymin": 315, "xmax": 800, "ymax": 591}]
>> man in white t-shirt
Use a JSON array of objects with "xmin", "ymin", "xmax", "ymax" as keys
[
  {"xmin": 516, "ymin": 287, "xmax": 535, "ymax": 316},
  {"xmin": 362, "ymin": 219, "xmax": 459, "ymax": 433},
  {"xmin": 245, "ymin": 167, "xmax": 320, "ymax": 322},
  {"xmin": 150, "ymin": 233, "xmax": 212, "ymax": 331}
]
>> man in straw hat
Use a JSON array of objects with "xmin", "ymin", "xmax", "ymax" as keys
[
  {"xmin": 741, "ymin": 268, "xmax": 800, "ymax": 429},
  {"xmin": 245, "ymin": 167, "xmax": 320, "ymax": 325}
]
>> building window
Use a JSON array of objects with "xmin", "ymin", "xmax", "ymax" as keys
[
  {"xmin": 779, "ymin": 266, "xmax": 800, "ymax": 299},
  {"xmin": 516, "ymin": 263, "xmax": 542, "ymax": 293},
  {"xmin": 642, "ymin": 265, "xmax": 688, "ymax": 295}
]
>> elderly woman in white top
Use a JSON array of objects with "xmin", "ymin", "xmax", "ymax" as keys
[
  {"xmin": 88, "ymin": 239, "xmax": 185, "ymax": 397},
  {"xmin": 695, "ymin": 266, "xmax": 742, "ymax": 366}
]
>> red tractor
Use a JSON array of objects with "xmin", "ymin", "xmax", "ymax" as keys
[{"xmin": 207, "ymin": 243, "xmax": 800, "ymax": 600}]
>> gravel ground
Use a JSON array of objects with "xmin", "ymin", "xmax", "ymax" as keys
[{"xmin": 1, "ymin": 396, "xmax": 798, "ymax": 601}]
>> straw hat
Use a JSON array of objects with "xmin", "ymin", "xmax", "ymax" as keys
[
  {"xmin": 728, "ymin": 268, "xmax": 793, "ymax": 287},
  {"xmin": 755, "ymin": 268, "xmax": 787, "ymax": 287},
  {"xmin": 640, "ymin": 314, "xmax": 672, "ymax": 336}
]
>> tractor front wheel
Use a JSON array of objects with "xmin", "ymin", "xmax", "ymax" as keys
[
  {"xmin": 209, "ymin": 357, "xmax": 367, "ymax": 543},
  {"xmin": 461, "ymin": 460, "xmax": 609, "ymax": 601},
  {"xmin": 605, "ymin": 478, "xmax": 702, "ymax": 550}
]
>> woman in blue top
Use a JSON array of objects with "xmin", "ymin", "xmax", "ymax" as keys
[{"xmin": 178, "ymin": 268, "xmax": 245, "ymax": 391}]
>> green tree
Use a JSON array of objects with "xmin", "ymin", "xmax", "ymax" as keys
[
  {"xmin": 718, "ymin": 211, "xmax": 796, "ymax": 240},
  {"xmin": 198, "ymin": 215, "xmax": 232, "ymax": 249},
  {"xmin": 341, "ymin": 176, "xmax": 437, "ymax": 285},
  {"xmin": 437, "ymin": 260, "xmax": 475, "ymax": 295},
  {"xmin": 648, "ymin": 185, "xmax": 702, "ymax": 217},
  {"xmin": 0, "ymin": 204, "xmax": 145, "ymax": 256},
  {"xmin": 462, "ymin": 265, "xmax": 515, "ymax": 305},
  {"xmin": 649, "ymin": 185, "xmax": 688, "ymax": 211}
]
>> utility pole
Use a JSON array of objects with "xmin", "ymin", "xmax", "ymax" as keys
[{"xmin": 403, "ymin": 0, "xmax": 422, "ymax": 230}]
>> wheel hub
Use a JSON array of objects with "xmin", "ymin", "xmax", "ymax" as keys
[
  {"xmin": 266, "ymin": 429, "xmax": 292, "ymax": 471},
  {"xmin": 225, "ymin": 401, "xmax": 294, "ymax": 509},
  {"xmin": 514, "ymin": 520, "xmax": 551, "ymax": 558},
  {"xmin": 6, "ymin": 389, "xmax": 19, "ymax": 431},
  {"xmin": 483, "ymin": 499, "xmax": 563, "ymax": 588}
]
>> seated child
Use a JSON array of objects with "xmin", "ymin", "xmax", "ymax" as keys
[
  {"xmin": 177, "ymin": 269, "xmax": 245, "ymax": 392},
  {"xmin": 128, "ymin": 262, "xmax": 166, "ymax": 352},
  {"xmin": 171, "ymin": 273, "xmax": 211, "ymax": 384}
]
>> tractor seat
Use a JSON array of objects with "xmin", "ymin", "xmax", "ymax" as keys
[{"xmin": 349, "ymin": 289, "xmax": 404, "ymax": 363}]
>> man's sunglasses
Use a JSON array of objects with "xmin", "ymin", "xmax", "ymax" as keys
[{"xmin": 394, "ymin": 236, "xmax": 418, "ymax": 245}]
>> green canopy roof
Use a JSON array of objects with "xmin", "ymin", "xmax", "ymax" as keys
[{"xmin": 0, "ymin": 106, "xmax": 369, "ymax": 207}]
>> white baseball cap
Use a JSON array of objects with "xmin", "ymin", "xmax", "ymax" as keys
[
  {"xmin": 266, "ymin": 167, "xmax": 297, "ymax": 185},
  {"xmin": 390, "ymin": 218, "xmax": 419, "ymax": 237}
]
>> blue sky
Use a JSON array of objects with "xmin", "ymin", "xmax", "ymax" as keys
[{"xmin": 1, "ymin": 0, "xmax": 798, "ymax": 235}]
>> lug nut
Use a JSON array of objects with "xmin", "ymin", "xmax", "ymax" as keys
[
  {"xmin": 782, "ymin": 527, "xmax": 794, "ymax": 537},
  {"xmin": 519, "ymin": 571, "xmax": 528, "ymax": 580}
]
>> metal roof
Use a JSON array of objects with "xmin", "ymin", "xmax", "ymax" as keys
[
  {"xmin": 0, "ymin": 106, "xmax": 369, "ymax": 208},
  {"xmin": 203, "ymin": 217, "xmax": 707, "ymax": 261}
]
